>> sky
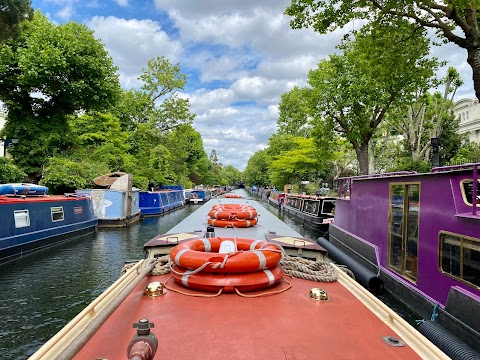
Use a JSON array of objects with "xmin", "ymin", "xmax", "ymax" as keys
[{"xmin": 30, "ymin": 0, "xmax": 475, "ymax": 171}]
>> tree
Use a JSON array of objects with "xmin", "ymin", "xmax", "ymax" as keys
[
  {"xmin": 0, "ymin": 12, "xmax": 120, "ymax": 179},
  {"xmin": 277, "ymin": 86, "xmax": 312, "ymax": 136},
  {"xmin": 0, "ymin": 156, "xmax": 26, "ymax": 182},
  {"xmin": 285, "ymin": 0, "xmax": 480, "ymax": 101},
  {"xmin": 115, "ymin": 57, "xmax": 195, "ymax": 132},
  {"xmin": 269, "ymin": 137, "xmax": 323, "ymax": 189},
  {"xmin": 306, "ymin": 21, "xmax": 439, "ymax": 174},
  {"xmin": 243, "ymin": 149, "xmax": 271, "ymax": 186},
  {"xmin": 387, "ymin": 68, "xmax": 463, "ymax": 162},
  {"xmin": 0, "ymin": 0, "xmax": 33, "ymax": 42}
]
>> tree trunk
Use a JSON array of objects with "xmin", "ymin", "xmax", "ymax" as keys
[
  {"xmin": 356, "ymin": 142, "xmax": 370, "ymax": 175},
  {"xmin": 467, "ymin": 45, "xmax": 480, "ymax": 101}
]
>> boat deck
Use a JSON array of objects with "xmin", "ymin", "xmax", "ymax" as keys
[{"xmin": 72, "ymin": 273, "xmax": 426, "ymax": 359}]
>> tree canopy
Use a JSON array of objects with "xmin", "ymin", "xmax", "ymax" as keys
[
  {"xmin": 285, "ymin": 0, "xmax": 480, "ymax": 101},
  {"xmin": 0, "ymin": 0, "xmax": 33, "ymax": 42}
]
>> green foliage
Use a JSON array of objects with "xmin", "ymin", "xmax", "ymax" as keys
[
  {"xmin": 40, "ymin": 157, "xmax": 109, "ymax": 194},
  {"xmin": 269, "ymin": 137, "xmax": 323, "ymax": 188},
  {"xmin": 306, "ymin": 20, "xmax": 439, "ymax": 174},
  {"xmin": 277, "ymin": 86, "xmax": 312, "ymax": 136},
  {"xmin": 0, "ymin": 0, "xmax": 33, "ymax": 42},
  {"xmin": 449, "ymin": 142, "xmax": 480, "ymax": 164},
  {"xmin": 0, "ymin": 157, "xmax": 26, "ymax": 182},
  {"xmin": 243, "ymin": 150, "xmax": 271, "ymax": 186},
  {"xmin": 0, "ymin": 12, "xmax": 121, "ymax": 179},
  {"xmin": 132, "ymin": 176, "xmax": 149, "ymax": 190}
]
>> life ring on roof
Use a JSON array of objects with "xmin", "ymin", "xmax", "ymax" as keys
[
  {"xmin": 169, "ymin": 237, "xmax": 282, "ymax": 273},
  {"xmin": 171, "ymin": 264, "xmax": 284, "ymax": 293},
  {"xmin": 207, "ymin": 218, "xmax": 257, "ymax": 228},
  {"xmin": 208, "ymin": 208, "xmax": 257, "ymax": 220},
  {"xmin": 225, "ymin": 194, "xmax": 242, "ymax": 198}
]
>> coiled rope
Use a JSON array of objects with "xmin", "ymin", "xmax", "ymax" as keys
[{"xmin": 279, "ymin": 255, "xmax": 339, "ymax": 282}]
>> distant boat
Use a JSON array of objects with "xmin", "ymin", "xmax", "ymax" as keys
[
  {"xmin": 139, "ymin": 187, "xmax": 185, "ymax": 217},
  {"xmin": 77, "ymin": 173, "xmax": 140, "ymax": 227},
  {"xmin": 0, "ymin": 183, "xmax": 49, "ymax": 196},
  {"xmin": 282, "ymin": 193, "xmax": 336, "ymax": 232},
  {"xmin": 185, "ymin": 189, "xmax": 212, "ymax": 204},
  {"xmin": 0, "ymin": 192, "xmax": 97, "ymax": 264},
  {"xmin": 267, "ymin": 190, "xmax": 286, "ymax": 208}
]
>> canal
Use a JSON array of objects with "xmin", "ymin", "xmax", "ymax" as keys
[{"xmin": 0, "ymin": 196, "xmax": 418, "ymax": 360}]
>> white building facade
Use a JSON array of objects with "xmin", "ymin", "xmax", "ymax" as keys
[{"xmin": 454, "ymin": 98, "xmax": 480, "ymax": 143}]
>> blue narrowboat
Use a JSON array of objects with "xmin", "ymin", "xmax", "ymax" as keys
[
  {"xmin": 139, "ymin": 189, "xmax": 185, "ymax": 217},
  {"xmin": 186, "ymin": 189, "xmax": 212, "ymax": 204},
  {"xmin": 0, "ymin": 193, "xmax": 97, "ymax": 264}
]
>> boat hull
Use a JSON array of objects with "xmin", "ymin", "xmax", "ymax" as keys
[{"xmin": 0, "ymin": 196, "xmax": 97, "ymax": 264}]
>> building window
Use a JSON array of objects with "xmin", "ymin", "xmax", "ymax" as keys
[
  {"xmin": 440, "ymin": 232, "xmax": 480, "ymax": 287},
  {"xmin": 14, "ymin": 210, "xmax": 30, "ymax": 228},
  {"xmin": 51, "ymin": 207, "xmax": 64, "ymax": 222}
]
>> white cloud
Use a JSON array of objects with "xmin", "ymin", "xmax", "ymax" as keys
[
  {"xmin": 87, "ymin": 16, "xmax": 183, "ymax": 89},
  {"xmin": 114, "ymin": 0, "xmax": 128, "ymax": 7}
]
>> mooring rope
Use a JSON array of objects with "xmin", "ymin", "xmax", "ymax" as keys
[{"xmin": 279, "ymin": 255, "xmax": 339, "ymax": 282}]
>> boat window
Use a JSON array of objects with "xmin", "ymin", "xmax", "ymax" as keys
[
  {"xmin": 14, "ymin": 210, "xmax": 30, "ymax": 228},
  {"xmin": 388, "ymin": 183, "xmax": 420, "ymax": 281},
  {"xmin": 440, "ymin": 232, "xmax": 480, "ymax": 288},
  {"xmin": 321, "ymin": 200, "xmax": 335, "ymax": 215},
  {"xmin": 303, "ymin": 200, "xmax": 319, "ymax": 215},
  {"xmin": 460, "ymin": 179, "xmax": 480, "ymax": 206},
  {"xmin": 51, "ymin": 207, "xmax": 64, "ymax": 222}
]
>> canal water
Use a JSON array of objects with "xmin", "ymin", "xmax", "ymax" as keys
[{"xmin": 0, "ymin": 197, "xmax": 419, "ymax": 360}]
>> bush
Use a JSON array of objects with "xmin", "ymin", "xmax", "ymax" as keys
[{"xmin": 0, "ymin": 157, "xmax": 26, "ymax": 183}]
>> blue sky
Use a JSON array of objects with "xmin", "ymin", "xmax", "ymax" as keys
[{"xmin": 30, "ymin": 0, "xmax": 474, "ymax": 171}]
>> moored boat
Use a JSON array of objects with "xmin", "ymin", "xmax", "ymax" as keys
[
  {"xmin": 267, "ymin": 190, "xmax": 286, "ymax": 208},
  {"xmin": 139, "ymin": 188, "xmax": 185, "ymax": 217},
  {"xmin": 30, "ymin": 190, "xmax": 450, "ymax": 360},
  {"xmin": 0, "ymin": 192, "xmax": 97, "ymax": 264},
  {"xmin": 282, "ymin": 193, "xmax": 336, "ymax": 233},
  {"xmin": 185, "ymin": 188, "xmax": 212, "ymax": 204},
  {"xmin": 76, "ymin": 173, "xmax": 141, "ymax": 227},
  {"xmin": 328, "ymin": 164, "xmax": 480, "ymax": 356}
]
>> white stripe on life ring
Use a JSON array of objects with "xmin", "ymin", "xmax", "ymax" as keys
[
  {"xmin": 250, "ymin": 240, "xmax": 262, "ymax": 249},
  {"xmin": 201, "ymin": 239, "xmax": 211, "ymax": 252},
  {"xmin": 263, "ymin": 269, "xmax": 275, "ymax": 286},
  {"xmin": 175, "ymin": 248, "xmax": 189, "ymax": 265},
  {"xmin": 252, "ymin": 250, "xmax": 267, "ymax": 270}
]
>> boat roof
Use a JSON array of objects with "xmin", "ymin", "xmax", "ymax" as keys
[
  {"xmin": 0, "ymin": 195, "xmax": 88, "ymax": 203},
  {"xmin": 167, "ymin": 194, "xmax": 302, "ymax": 239}
]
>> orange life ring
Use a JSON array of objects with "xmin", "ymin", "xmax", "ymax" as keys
[
  {"xmin": 169, "ymin": 237, "xmax": 282, "ymax": 273},
  {"xmin": 171, "ymin": 264, "xmax": 284, "ymax": 293},
  {"xmin": 211, "ymin": 204, "xmax": 253, "ymax": 209},
  {"xmin": 207, "ymin": 218, "xmax": 257, "ymax": 228},
  {"xmin": 207, "ymin": 208, "xmax": 257, "ymax": 220},
  {"xmin": 225, "ymin": 194, "xmax": 242, "ymax": 198}
]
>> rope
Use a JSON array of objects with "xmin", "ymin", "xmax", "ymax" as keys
[
  {"xmin": 120, "ymin": 255, "xmax": 171, "ymax": 276},
  {"xmin": 164, "ymin": 275, "xmax": 224, "ymax": 298},
  {"xmin": 234, "ymin": 276, "xmax": 292, "ymax": 298},
  {"xmin": 279, "ymin": 255, "xmax": 338, "ymax": 282}
]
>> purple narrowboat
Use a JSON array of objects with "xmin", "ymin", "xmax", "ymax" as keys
[{"xmin": 323, "ymin": 164, "xmax": 480, "ymax": 355}]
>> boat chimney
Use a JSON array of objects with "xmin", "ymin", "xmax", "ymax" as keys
[
  {"xmin": 205, "ymin": 226, "xmax": 215, "ymax": 238},
  {"xmin": 431, "ymin": 137, "xmax": 440, "ymax": 168}
]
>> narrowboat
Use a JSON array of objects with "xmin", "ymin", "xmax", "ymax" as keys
[
  {"xmin": 0, "ymin": 193, "xmax": 97, "ymax": 264},
  {"xmin": 185, "ymin": 188, "xmax": 212, "ymax": 204},
  {"xmin": 139, "ymin": 188, "xmax": 185, "ymax": 217},
  {"xmin": 326, "ymin": 164, "xmax": 480, "ymax": 355},
  {"xmin": 267, "ymin": 190, "xmax": 286, "ymax": 208},
  {"xmin": 282, "ymin": 193, "xmax": 336, "ymax": 232},
  {"xmin": 76, "ymin": 173, "xmax": 141, "ymax": 227},
  {"xmin": 31, "ymin": 191, "xmax": 449, "ymax": 360}
]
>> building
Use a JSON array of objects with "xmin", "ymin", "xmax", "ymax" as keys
[{"xmin": 454, "ymin": 98, "xmax": 480, "ymax": 143}]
